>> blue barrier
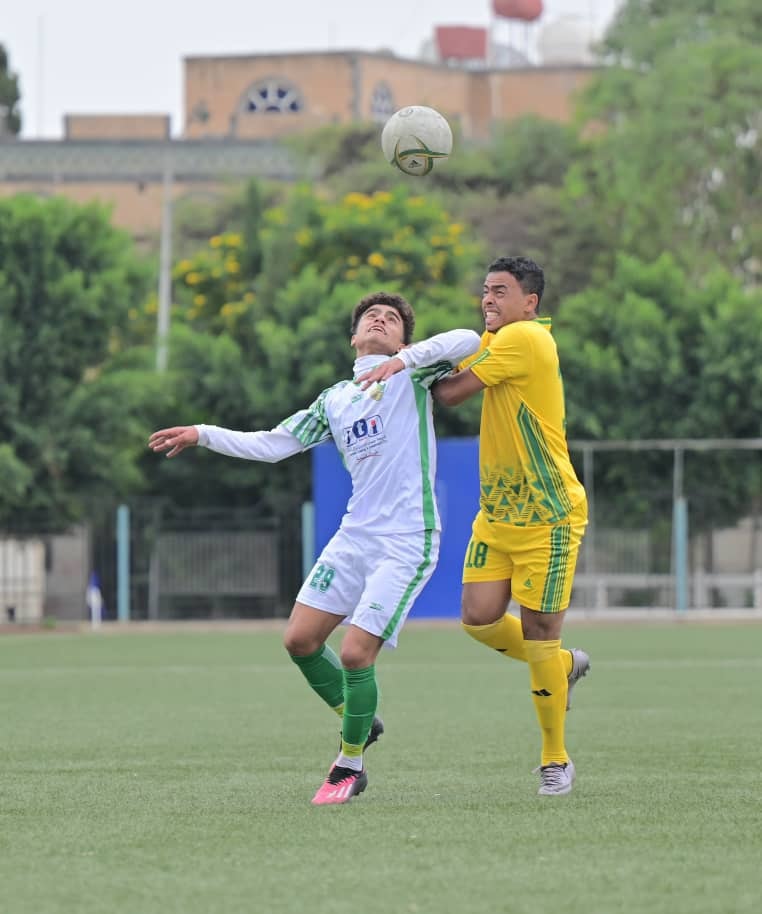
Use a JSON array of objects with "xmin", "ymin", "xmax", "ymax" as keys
[{"xmin": 312, "ymin": 438, "xmax": 480, "ymax": 619}]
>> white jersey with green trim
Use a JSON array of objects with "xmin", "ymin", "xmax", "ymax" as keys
[{"xmin": 196, "ymin": 329, "xmax": 479, "ymax": 535}]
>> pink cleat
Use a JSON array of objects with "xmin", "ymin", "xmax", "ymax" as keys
[{"xmin": 311, "ymin": 765, "xmax": 368, "ymax": 806}]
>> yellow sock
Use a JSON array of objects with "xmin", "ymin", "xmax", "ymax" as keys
[
  {"xmin": 333, "ymin": 705, "xmax": 362, "ymax": 760},
  {"xmin": 524, "ymin": 639, "xmax": 568, "ymax": 767},
  {"xmin": 462, "ymin": 613, "xmax": 527, "ymax": 660},
  {"xmin": 340, "ymin": 739, "xmax": 363, "ymax": 758},
  {"xmin": 462, "ymin": 616, "xmax": 573, "ymax": 676}
]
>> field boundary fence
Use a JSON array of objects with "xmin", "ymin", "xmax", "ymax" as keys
[
  {"xmin": 569, "ymin": 438, "xmax": 762, "ymax": 612},
  {"xmin": 1, "ymin": 439, "xmax": 760, "ymax": 623}
]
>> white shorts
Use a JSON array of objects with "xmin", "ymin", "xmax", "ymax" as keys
[{"xmin": 296, "ymin": 526, "xmax": 440, "ymax": 648}]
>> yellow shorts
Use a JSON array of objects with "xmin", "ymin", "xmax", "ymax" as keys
[{"xmin": 461, "ymin": 500, "xmax": 588, "ymax": 613}]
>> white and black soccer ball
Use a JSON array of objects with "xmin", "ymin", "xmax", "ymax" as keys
[{"xmin": 381, "ymin": 106, "xmax": 453, "ymax": 177}]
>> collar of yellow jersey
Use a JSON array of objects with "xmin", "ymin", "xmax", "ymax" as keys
[{"xmin": 486, "ymin": 316, "xmax": 552, "ymax": 340}]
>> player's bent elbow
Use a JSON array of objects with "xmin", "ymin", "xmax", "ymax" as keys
[{"xmin": 432, "ymin": 385, "xmax": 457, "ymax": 407}]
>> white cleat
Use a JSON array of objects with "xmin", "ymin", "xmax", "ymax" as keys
[{"xmin": 534, "ymin": 759, "xmax": 576, "ymax": 796}]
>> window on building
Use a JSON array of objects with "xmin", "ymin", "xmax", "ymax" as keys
[
  {"xmin": 370, "ymin": 83, "xmax": 396, "ymax": 123},
  {"xmin": 242, "ymin": 79, "xmax": 304, "ymax": 114}
]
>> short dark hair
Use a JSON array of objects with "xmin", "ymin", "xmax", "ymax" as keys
[
  {"xmin": 487, "ymin": 256, "xmax": 545, "ymax": 309},
  {"xmin": 351, "ymin": 291, "xmax": 415, "ymax": 344}
]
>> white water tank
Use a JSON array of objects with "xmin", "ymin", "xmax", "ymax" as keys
[{"xmin": 537, "ymin": 15, "xmax": 595, "ymax": 65}]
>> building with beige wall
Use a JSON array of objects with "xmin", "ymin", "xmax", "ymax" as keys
[
  {"xmin": 0, "ymin": 49, "xmax": 596, "ymax": 239},
  {"xmin": 183, "ymin": 50, "xmax": 593, "ymax": 141}
]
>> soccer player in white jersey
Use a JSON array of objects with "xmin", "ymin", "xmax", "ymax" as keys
[{"xmin": 149, "ymin": 292, "xmax": 480, "ymax": 806}]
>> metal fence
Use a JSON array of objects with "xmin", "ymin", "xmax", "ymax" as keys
[
  {"xmin": 569, "ymin": 439, "xmax": 762, "ymax": 611},
  {"xmin": 88, "ymin": 498, "xmax": 303, "ymax": 621},
  {"xmin": 1, "ymin": 439, "xmax": 760, "ymax": 623}
]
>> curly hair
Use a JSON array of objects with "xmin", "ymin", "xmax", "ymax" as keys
[{"xmin": 350, "ymin": 291, "xmax": 415, "ymax": 344}]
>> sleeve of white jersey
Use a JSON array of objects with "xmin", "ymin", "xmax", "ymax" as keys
[
  {"xmin": 196, "ymin": 385, "xmax": 335, "ymax": 462},
  {"xmin": 396, "ymin": 329, "xmax": 481, "ymax": 370},
  {"xmin": 195, "ymin": 424, "xmax": 306, "ymax": 463}
]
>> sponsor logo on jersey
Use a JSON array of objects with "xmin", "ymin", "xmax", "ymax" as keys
[{"xmin": 343, "ymin": 416, "xmax": 384, "ymax": 448}]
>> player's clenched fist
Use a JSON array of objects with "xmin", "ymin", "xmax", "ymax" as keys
[{"xmin": 148, "ymin": 425, "xmax": 199, "ymax": 458}]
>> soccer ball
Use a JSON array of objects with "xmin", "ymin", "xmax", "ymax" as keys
[{"xmin": 381, "ymin": 106, "xmax": 453, "ymax": 176}]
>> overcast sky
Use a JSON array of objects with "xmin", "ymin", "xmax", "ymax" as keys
[{"xmin": 3, "ymin": 0, "xmax": 622, "ymax": 139}]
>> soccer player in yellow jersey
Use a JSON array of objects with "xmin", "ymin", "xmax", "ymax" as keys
[
  {"xmin": 358, "ymin": 256, "xmax": 590, "ymax": 795},
  {"xmin": 437, "ymin": 255, "xmax": 589, "ymax": 795}
]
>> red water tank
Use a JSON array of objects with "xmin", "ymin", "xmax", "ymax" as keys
[
  {"xmin": 492, "ymin": 0, "xmax": 543, "ymax": 21},
  {"xmin": 435, "ymin": 26, "xmax": 488, "ymax": 61}
]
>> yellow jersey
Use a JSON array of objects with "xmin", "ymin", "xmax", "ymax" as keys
[{"xmin": 461, "ymin": 317, "xmax": 586, "ymax": 527}]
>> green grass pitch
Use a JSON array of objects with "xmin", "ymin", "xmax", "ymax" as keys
[{"xmin": 1, "ymin": 621, "xmax": 760, "ymax": 914}]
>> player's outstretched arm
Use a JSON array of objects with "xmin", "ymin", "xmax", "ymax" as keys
[
  {"xmin": 148, "ymin": 426, "xmax": 199, "ymax": 458},
  {"xmin": 150, "ymin": 390, "xmax": 333, "ymax": 465},
  {"xmin": 357, "ymin": 329, "xmax": 480, "ymax": 389},
  {"xmin": 149, "ymin": 423, "xmax": 310, "ymax": 463}
]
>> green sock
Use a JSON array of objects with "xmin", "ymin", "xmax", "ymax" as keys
[
  {"xmin": 289, "ymin": 644, "xmax": 344, "ymax": 711},
  {"xmin": 341, "ymin": 666, "xmax": 378, "ymax": 755}
]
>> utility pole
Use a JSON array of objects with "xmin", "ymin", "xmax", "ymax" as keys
[{"xmin": 156, "ymin": 148, "xmax": 173, "ymax": 372}]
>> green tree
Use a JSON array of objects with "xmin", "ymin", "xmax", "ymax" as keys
[
  {"xmin": 0, "ymin": 44, "xmax": 21, "ymax": 136},
  {"xmin": 576, "ymin": 0, "xmax": 762, "ymax": 280},
  {"xmin": 430, "ymin": 116, "xmax": 583, "ymax": 197},
  {"xmin": 459, "ymin": 185, "xmax": 611, "ymax": 313},
  {"xmin": 0, "ymin": 196, "xmax": 160, "ymax": 529},
  {"xmin": 555, "ymin": 253, "xmax": 762, "ymax": 533},
  {"xmin": 139, "ymin": 325, "xmax": 308, "ymax": 514},
  {"xmin": 170, "ymin": 178, "xmax": 278, "ymax": 264}
]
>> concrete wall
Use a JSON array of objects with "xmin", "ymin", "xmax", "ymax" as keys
[
  {"xmin": 0, "ymin": 539, "xmax": 45, "ymax": 623},
  {"xmin": 0, "ymin": 178, "xmax": 226, "ymax": 239},
  {"xmin": 65, "ymin": 115, "xmax": 171, "ymax": 140}
]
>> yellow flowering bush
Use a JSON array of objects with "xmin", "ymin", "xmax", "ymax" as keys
[
  {"xmin": 154, "ymin": 180, "xmax": 481, "ymax": 366},
  {"xmin": 171, "ymin": 232, "xmax": 255, "ymax": 336}
]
